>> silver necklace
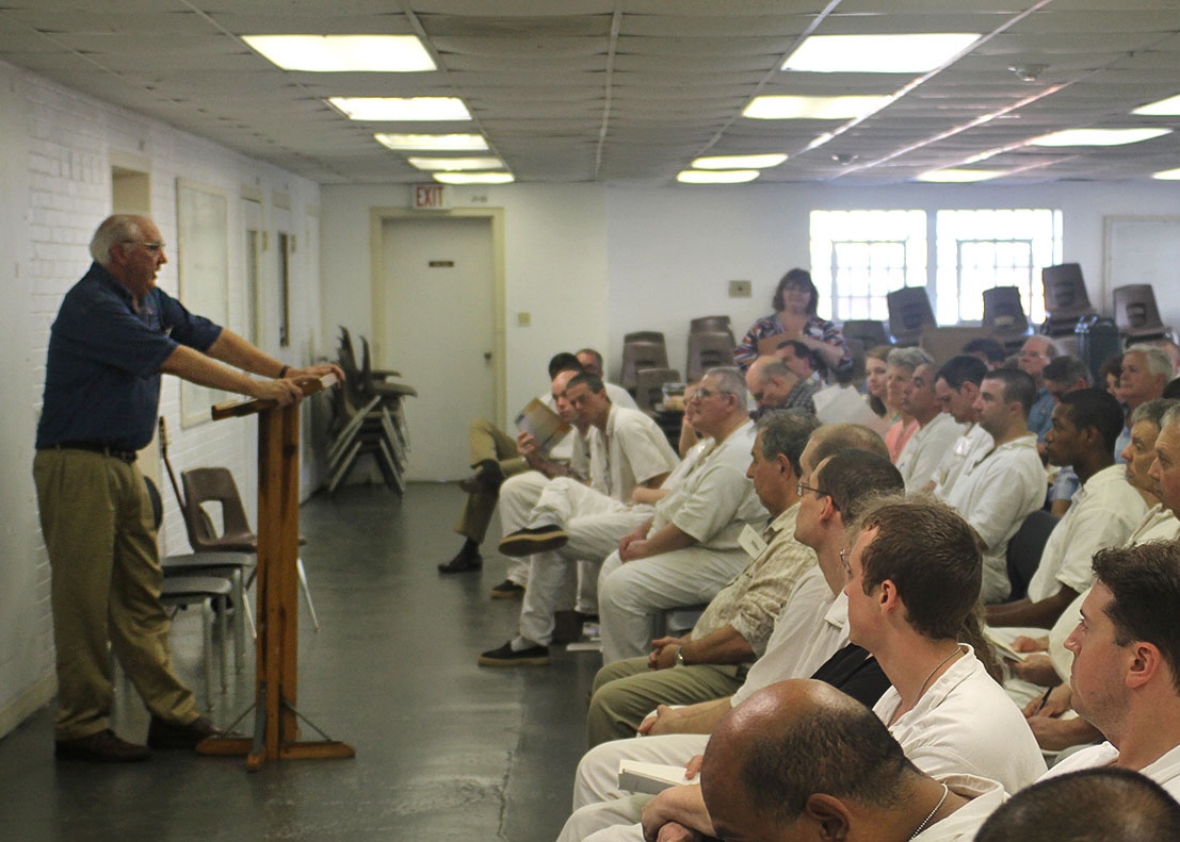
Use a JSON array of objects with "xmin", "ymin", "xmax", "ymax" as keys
[
  {"xmin": 909, "ymin": 782, "xmax": 950, "ymax": 839},
  {"xmin": 916, "ymin": 644, "xmax": 963, "ymax": 699}
]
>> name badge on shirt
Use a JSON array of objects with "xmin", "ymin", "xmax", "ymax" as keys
[
  {"xmin": 739, "ymin": 523, "xmax": 767, "ymax": 560},
  {"xmin": 953, "ymin": 436, "xmax": 973, "ymax": 456}
]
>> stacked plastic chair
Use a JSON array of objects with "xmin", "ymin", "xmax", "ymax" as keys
[{"xmin": 328, "ymin": 327, "xmax": 416, "ymax": 495}]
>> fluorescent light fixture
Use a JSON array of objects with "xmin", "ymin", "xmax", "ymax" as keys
[
  {"xmin": 375, "ymin": 133, "xmax": 488, "ymax": 151},
  {"xmin": 783, "ymin": 33, "xmax": 980, "ymax": 74},
  {"xmin": 329, "ymin": 97, "xmax": 471, "ymax": 121},
  {"xmin": 744, "ymin": 95, "xmax": 892, "ymax": 120},
  {"xmin": 243, "ymin": 35, "xmax": 435, "ymax": 72},
  {"xmin": 408, "ymin": 156, "xmax": 504, "ymax": 171},
  {"xmin": 1133, "ymin": 94, "xmax": 1180, "ymax": 116},
  {"xmin": 1152, "ymin": 167, "xmax": 1180, "ymax": 180},
  {"xmin": 1029, "ymin": 128, "xmax": 1171, "ymax": 147},
  {"xmin": 915, "ymin": 168, "xmax": 1006, "ymax": 183},
  {"xmin": 676, "ymin": 170, "xmax": 760, "ymax": 184},
  {"xmin": 433, "ymin": 172, "xmax": 514, "ymax": 184},
  {"xmin": 692, "ymin": 153, "xmax": 786, "ymax": 170}
]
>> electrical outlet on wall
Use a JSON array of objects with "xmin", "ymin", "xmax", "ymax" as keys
[{"xmin": 729, "ymin": 280, "xmax": 752, "ymax": 298}]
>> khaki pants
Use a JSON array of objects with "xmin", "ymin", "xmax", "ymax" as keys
[
  {"xmin": 454, "ymin": 418, "xmax": 529, "ymax": 542},
  {"xmin": 34, "ymin": 448, "xmax": 198, "ymax": 740}
]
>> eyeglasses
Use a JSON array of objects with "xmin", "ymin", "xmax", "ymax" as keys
[
  {"xmin": 796, "ymin": 480, "xmax": 828, "ymax": 498},
  {"xmin": 691, "ymin": 388, "xmax": 727, "ymax": 402},
  {"xmin": 124, "ymin": 240, "xmax": 166, "ymax": 254}
]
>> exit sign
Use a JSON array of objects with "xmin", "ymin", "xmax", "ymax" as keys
[{"xmin": 412, "ymin": 184, "xmax": 450, "ymax": 210}]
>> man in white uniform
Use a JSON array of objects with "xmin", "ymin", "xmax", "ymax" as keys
[
  {"xmin": 988, "ymin": 388, "xmax": 1146, "ymax": 630},
  {"xmin": 943, "ymin": 367, "xmax": 1045, "ymax": 603},
  {"xmin": 596, "ymin": 368, "xmax": 766, "ymax": 664},
  {"xmin": 928, "ymin": 354, "xmax": 992, "ymax": 497},
  {"xmin": 480, "ymin": 372, "xmax": 678, "ymax": 666},
  {"xmin": 1036, "ymin": 541, "xmax": 1180, "ymax": 799},
  {"xmin": 890, "ymin": 348, "xmax": 965, "ymax": 492}
]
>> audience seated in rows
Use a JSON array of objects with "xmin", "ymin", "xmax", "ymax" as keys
[
  {"xmin": 596, "ymin": 368, "xmax": 767, "ymax": 664},
  {"xmin": 479, "ymin": 372, "xmax": 678, "ymax": 666},
  {"xmin": 589, "ymin": 497, "xmax": 1045, "ymax": 842},
  {"xmin": 559, "ymin": 433, "xmax": 905, "ymax": 842},
  {"xmin": 584, "ymin": 412, "xmax": 821, "ymax": 746}
]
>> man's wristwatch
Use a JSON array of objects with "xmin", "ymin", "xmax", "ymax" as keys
[{"xmin": 675, "ymin": 647, "xmax": 686, "ymax": 668}]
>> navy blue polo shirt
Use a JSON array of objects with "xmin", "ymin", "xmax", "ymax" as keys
[{"xmin": 35, "ymin": 262, "xmax": 223, "ymax": 451}]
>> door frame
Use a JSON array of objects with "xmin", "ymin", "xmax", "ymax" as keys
[{"xmin": 368, "ymin": 207, "xmax": 507, "ymax": 427}]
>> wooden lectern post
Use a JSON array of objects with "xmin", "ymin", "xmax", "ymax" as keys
[{"xmin": 198, "ymin": 375, "xmax": 354, "ymax": 771}]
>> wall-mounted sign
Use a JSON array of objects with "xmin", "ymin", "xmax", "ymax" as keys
[{"xmin": 412, "ymin": 183, "xmax": 450, "ymax": 210}]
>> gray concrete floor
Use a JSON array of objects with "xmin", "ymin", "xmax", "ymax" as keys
[{"xmin": 0, "ymin": 482, "xmax": 600, "ymax": 841}]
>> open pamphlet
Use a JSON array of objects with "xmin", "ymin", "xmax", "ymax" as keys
[
  {"xmin": 984, "ymin": 627, "xmax": 1030, "ymax": 663},
  {"xmin": 514, "ymin": 398, "xmax": 571, "ymax": 455},
  {"xmin": 617, "ymin": 760, "xmax": 698, "ymax": 796}
]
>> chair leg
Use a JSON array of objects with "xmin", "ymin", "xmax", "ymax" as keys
[
  {"xmin": 231, "ymin": 569, "xmax": 247, "ymax": 672},
  {"xmin": 297, "ymin": 558, "xmax": 321, "ymax": 631},
  {"xmin": 215, "ymin": 594, "xmax": 229, "ymax": 693},
  {"xmin": 199, "ymin": 599, "xmax": 213, "ymax": 709}
]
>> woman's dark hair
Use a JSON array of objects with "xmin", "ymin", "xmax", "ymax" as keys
[{"xmin": 772, "ymin": 268, "xmax": 818, "ymax": 315}]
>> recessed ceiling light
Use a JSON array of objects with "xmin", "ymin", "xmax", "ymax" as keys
[
  {"xmin": 375, "ymin": 133, "xmax": 489, "ymax": 151},
  {"xmin": 915, "ymin": 169, "xmax": 1007, "ymax": 183},
  {"xmin": 676, "ymin": 170, "xmax": 760, "ymax": 184},
  {"xmin": 433, "ymin": 172, "xmax": 514, "ymax": 184},
  {"xmin": 744, "ymin": 95, "xmax": 892, "ymax": 120},
  {"xmin": 783, "ymin": 33, "xmax": 981, "ymax": 74},
  {"xmin": 1133, "ymin": 94, "xmax": 1180, "ymax": 116},
  {"xmin": 329, "ymin": 97, "xmax": 471, "ymax": 121},
  {"xmin": 1029, "ymin": 128, "xmax": 1172, "ymax": 147},
  {"xmin": 692, "ymin": 154, "xmax": 787, "ymax": 170},
  {"xmin": 408, "ymin": 156, "xmax": 504, "ymax": 171},
  {"xmin": 1152, "ymin": 167, "xmax": 1180, "ymax": 180},
  {"xmin": 243, "ymin": 35, "xmax": 435, "ymax": 72}
]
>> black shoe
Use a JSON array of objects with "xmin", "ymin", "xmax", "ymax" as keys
[
  {"xmin": 459, "ymin": 461, "xmax": 504, "ymax": 495},
  {"xmin": 55, "ymin": 729, "xmax": 151, "ymax": 763},
  {"xmin": 438, "ymin": 548, "xmax": 483, "ymax": 573},
  {"xmin": 147, "ymin": 715, "xmax": 233, "ymax": 749},
  {"xmin": 499, "ymin": 525, "xmax": 568, "ymax": 557},
  {"xmin": 489, "ymin": 579, "xmax": 525, "ymax": 599},
  {"xmin": 478, "ymin": 640, "xmax": 550, "ymax": 667}
]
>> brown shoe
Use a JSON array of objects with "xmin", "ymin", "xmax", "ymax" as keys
[
  {"xmin": 147, "ymin": 715, "xmax": 233, "ymax": 749},
  {"xmin": 55, "ymin": 729, "xmax": 151, "ymax": 763}
]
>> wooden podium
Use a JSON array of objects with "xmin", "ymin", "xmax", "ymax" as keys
[{"xmin": 198, "ymin": 375, "xmax": 354, "ymax": 771}]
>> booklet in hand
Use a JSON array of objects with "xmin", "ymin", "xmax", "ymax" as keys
[{"xmin": 515, "ymin": 398, "xmax": 571, "ymax": 456}]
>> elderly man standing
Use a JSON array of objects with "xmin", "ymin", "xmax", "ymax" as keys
[
  {"xmin": 35, "ymin": 214, "xmax": 341, "ymax": 762},
  {"xmin": 597, "ymin": 368, "xmax": 766, "ymax": 664}
]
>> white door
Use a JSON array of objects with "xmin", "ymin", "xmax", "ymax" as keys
[{"xmin": 382, "ymin": 216, "xmax": 495, "ymax": 481}]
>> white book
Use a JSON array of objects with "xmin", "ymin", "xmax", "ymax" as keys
[{"xmin": 617, "ymin": 760, "xmax": 697, "ymax": 796}]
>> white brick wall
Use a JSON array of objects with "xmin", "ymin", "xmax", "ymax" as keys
[{"xmin": 0, "ymin": 60, "xmax": 326, "ymax": 735}]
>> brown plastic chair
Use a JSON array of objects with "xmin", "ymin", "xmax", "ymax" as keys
[
  {"xmin": 689, "ymin": 316, "xmax": 732, "ymax": 337},
  {"xmin": 1042, "ymin": 263, "xmax": 1096, "ymax": 335},
  {"xmin": 1113, "ymin": 284, "xmax": 1172, "ymax": 340},
  {"xmin": 841, "ymin": 319, "xmax": 889, "ymax": 349},
  {"xmin": 686, "ymin": 331, "xmax": 735, "ymax": 382},
  {"xmin": 180, "ymin": 467, "xmax": 320, "ymax": 630},
  {"xmin": 634, "ymin": 368, "xmax": 682, "ymax": 412},
  {"xmin": 982, "ymin": 287, "xmax": 1029, "ymax": 340},
  {"xmin": 624, "ymin": 330, "xmax": 666, "ymax": 347},
  {"xmin": 621, "ymin": 340, "xmax": 670, "ymax": 392},
  {"xmin": 886, "ymin": 287, "xmax": 936, "ymax": 346}
]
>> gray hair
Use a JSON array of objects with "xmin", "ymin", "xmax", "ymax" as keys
[
  {"xmin": 1159, "ymin": 403, "xmax": 1180, "ymax": 431},
  {"xmin": 757, "ymin": 411, "xmax": 821, "ymax": 476},
  {"xmin": 705, "ymin": 366, "xmax": 749, "ymax": 414},
  {"xmin": 89, "ymin": 214, "xmax": 145, "ymax": 265},
  {"xmin": 886, "ymin": 346, "xmax": 934, "ymax": 373},
  {"xmin": 1125, "ymin": 344, "xmax": 1174, "ymax": 380},
  {"xmin": 1131, "ymin": 398, "xmax": 1179, "ymax": 429}
]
